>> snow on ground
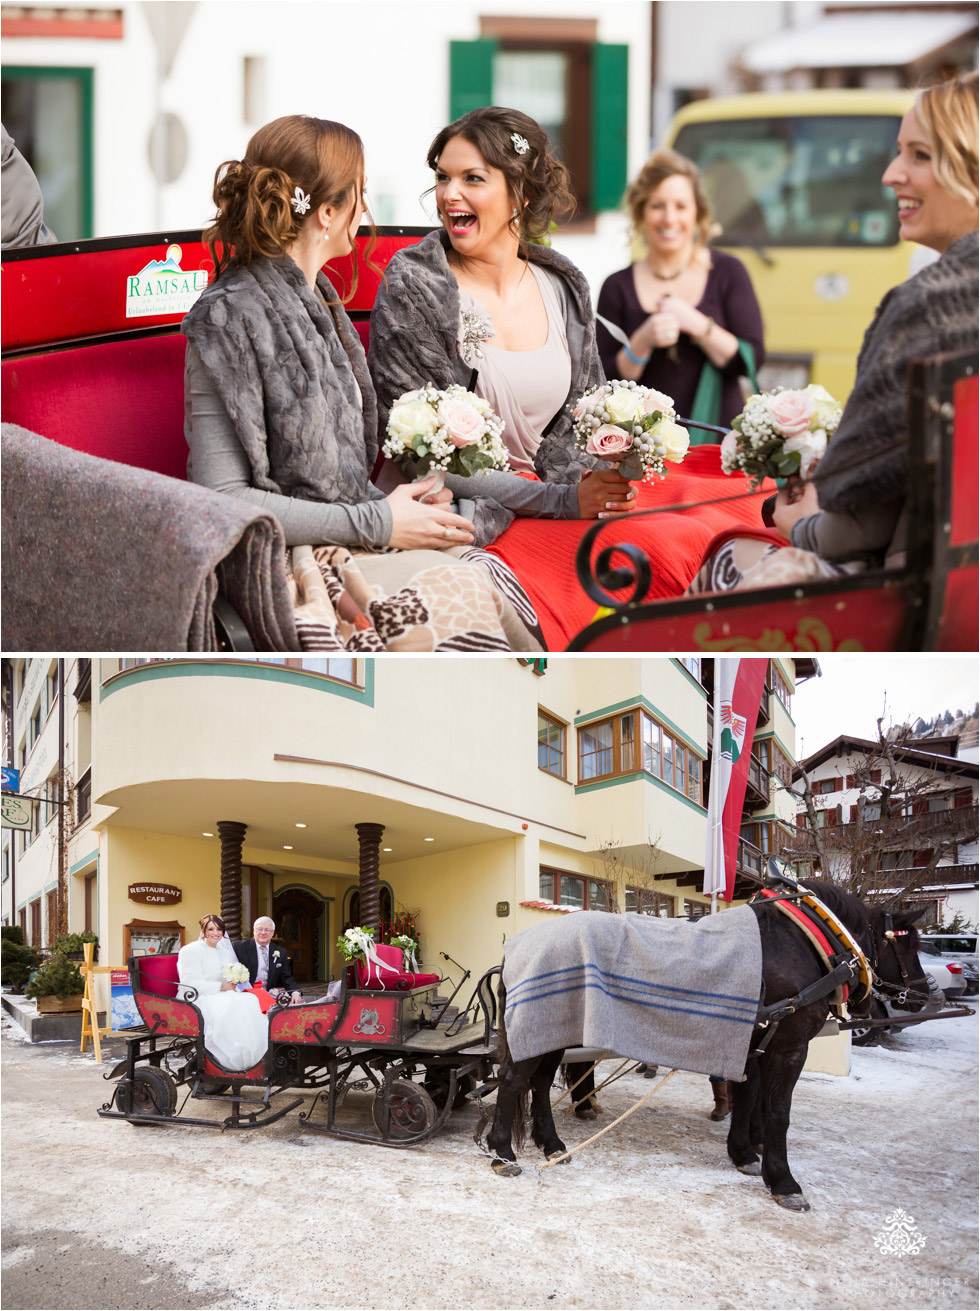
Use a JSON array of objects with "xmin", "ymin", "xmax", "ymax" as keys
[{"xmin": 1, "ymin": 1003, "xmax": 977, "ymax": 1311}]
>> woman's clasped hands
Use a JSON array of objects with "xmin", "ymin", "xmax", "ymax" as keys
[{"xmin": 384, "ymin": 476, "xmax": 476, "ymax": 550}]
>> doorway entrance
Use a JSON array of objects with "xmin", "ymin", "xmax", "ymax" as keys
[{"xmin": 272, "ymin": 888, "xmax": 324, "ymax": 984}]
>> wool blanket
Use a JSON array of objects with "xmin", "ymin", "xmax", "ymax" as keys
[
  {"xmin": 1, "ymin": 424, "xmax": 297, "ymax": 651},
  {"xmin": 502, "ymin": 907, "xmax": 762, "ymax": 1080},
  {"xmin": 486, "ymin": 445, "xmax": 773, "ymax": 648}
]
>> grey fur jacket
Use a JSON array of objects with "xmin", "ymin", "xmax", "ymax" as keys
[
  {"xmin": 811, "ymin": 230, "xmax": 979, "ymax": 517},
  {"xmin": 182, "ymin": 254, "xmax": 382, "ymax": 507},
  {"xmin": 369, "ymin": 230, "xmax": 602, "ymax": 538}
]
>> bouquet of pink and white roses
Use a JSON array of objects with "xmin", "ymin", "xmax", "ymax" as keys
[
  {"xmin": 570, "ymin": 380, "xmax": 690, "ymax": 481},
  {"xmin": 721, "ymin": 383, "xmax": 842, "ymax": 488},
  {"xmin": 383, "ymin": 383, "xmax": 510, "ymax": 482}
]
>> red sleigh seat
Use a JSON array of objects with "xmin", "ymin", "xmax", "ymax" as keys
[{"xmin": 355, "ymin": 942, "xmax": 440, "ymax": 990}]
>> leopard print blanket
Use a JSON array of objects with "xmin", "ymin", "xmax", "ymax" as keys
[{"xmin": 289, "ymin": 544, "xmax": 544, "ymax": 652}]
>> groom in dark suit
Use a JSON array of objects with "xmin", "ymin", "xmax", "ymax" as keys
[{"xmin": 234, "ymin": 917, "xmax": 302, "ymax": 1002}]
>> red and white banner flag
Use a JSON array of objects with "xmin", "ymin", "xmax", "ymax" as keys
[{"xmin": 704, "ymin": 658, "xmax": 770, "ymax": 903}]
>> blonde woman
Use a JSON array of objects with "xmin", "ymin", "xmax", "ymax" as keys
[{"xmin": 595, "ymin": 148, "xmax": 764, "ymax": 430}]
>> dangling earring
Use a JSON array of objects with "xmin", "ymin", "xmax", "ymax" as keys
[{"xmin": 322, "ymin": 223, "xmax": 331, "ymax": 242}]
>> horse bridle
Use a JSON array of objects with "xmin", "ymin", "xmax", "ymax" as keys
[{"xmin": 873, "ymin": 912, "xmax": 929, "ymax": 1007}]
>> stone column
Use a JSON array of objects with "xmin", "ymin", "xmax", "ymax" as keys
[
  {"xmin": 217, "ymin": 820, "xmax": 247, "ymax": 941},
  {"xmin": 355, "ymin": 822, "xmax": 385, "ymax": 931}
]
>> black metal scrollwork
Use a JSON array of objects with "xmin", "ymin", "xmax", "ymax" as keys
[{"xmin": 574, "ymin": 517, "xmax": 653, "ymax": 611}]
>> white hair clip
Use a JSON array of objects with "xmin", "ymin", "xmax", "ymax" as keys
[
  {"xmin": 291, "ymin": 186, "xmax": 311, "ymax": 215},
  {"xmin": 511, "ymin": 133, "xmax": 530, "ymax": 156}
]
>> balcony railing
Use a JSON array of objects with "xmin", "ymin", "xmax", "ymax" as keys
[
  {"xmin": 744, "ymin": 754, "xmax": 771, "ymax": 810},
  {"xmin": 736, "ymin": 837, "xmax": 765, "ymax": 880}
]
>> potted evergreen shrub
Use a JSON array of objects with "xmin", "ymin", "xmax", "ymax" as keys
[
  {"xmin": 53, "ymin": 931, "xmax": 99, "ymax": 962},
  {"xmin": 25, "ymin": 954, "xmax": 85, "ymax": 1012},
  {"xmin": 1, "ymin": 936, "xmax": 41, "ymax": 991}
]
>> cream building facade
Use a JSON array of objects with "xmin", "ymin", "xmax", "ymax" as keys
[{"xmin": 2, "ymin": 655, "xmax": 811, "ymax": 980}]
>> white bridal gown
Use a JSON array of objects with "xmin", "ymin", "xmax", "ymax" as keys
[{"xmin": 176, "ymin": 938, "xmax": 268, "ymax": 1071}]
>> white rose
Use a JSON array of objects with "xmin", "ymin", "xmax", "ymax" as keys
[
  {"xmin": 657, "ymin": 419, "xmax": 690, "ymax": 464},
  {"xmin": 802, "ymin": 383, "xmax": 841, "ymax": 432},
  {"xmin": 783, "ymin": 428, "xmax": 828, "ymax": 478},
  {"xmin": 387, "ymin": 398, "xmax": 438, "ymax": 442},
  {"xmin": 604, "ymin": 387, "xmax": 643, "ymax": 424}
]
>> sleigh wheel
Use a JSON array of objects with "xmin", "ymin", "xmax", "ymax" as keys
[
  {"xmin": 372, "ymin": 1079, "xmax": 437, "ymax": 1141},
  {"xmin": 118, "ymin": 1067, "xmax": 178, "ymax": 1120},
  {"xmin": 424, "ymin": 1069, "xmax": 475, "ymax": 1111}
]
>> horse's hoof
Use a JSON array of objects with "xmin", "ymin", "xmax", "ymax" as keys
[
  {"xmin": 575, "ymin": 1107, "xmax": 597, "ymax": 1121},
  {"xmin": 491, "ymin": 1158, "xmax": 522, "ymax": 1177},
  {"xmin": 774, "ymin": 1193, "xmax": 810, "ymax": 1212},
  {"xmin": 736, "ymin": 1160, "xmax": 762, "ymax": 1176},
  {"xmin": 546, "ymin": 1150, "xmax": 570, "ymax": 1165}
]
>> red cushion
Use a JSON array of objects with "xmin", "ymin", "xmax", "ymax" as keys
[
  {"xmin": 355, "ymin": 943, "xmax": 439, "ymax": 990},
  {"xmin": 486, "ymin": 446, "xmax": 776, "ymax": 648},
  {"xmin": 132, "ymin": 953, "xmax": 180, "ymax": 998},
  {"xmin": 1, "ymin": 335, "xmax": 189, "ymax": 480}
]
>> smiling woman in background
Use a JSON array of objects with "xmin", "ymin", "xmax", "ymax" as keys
[{"xmin": 595, "ymin": 148, "xmax": 764, "ymax": 432}]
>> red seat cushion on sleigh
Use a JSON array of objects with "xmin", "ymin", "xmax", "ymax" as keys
[{"xmin": 355, "ymin": 942, "xmax": 440, "ymax": 990}]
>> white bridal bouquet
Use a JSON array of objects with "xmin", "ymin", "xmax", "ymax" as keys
[
  {"xmin": 389, "ymin": 933, "xmax": 420, "ymax": 972},
  {"xmin": 221, "ymin": 961, "xmax": 250, "ymax": 986},
  {"xmin": 570, "ymin": 380, "xmax": 689, "ymax": 481},
  {"xmin": 721, "ymin": 384, "xmax": 842, "ymax": 488},
  {"xmin": 383, "ymin": 384, "xmax": 510, "ymax": 483}
]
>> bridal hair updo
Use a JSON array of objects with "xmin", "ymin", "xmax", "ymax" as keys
[
  {"xmin": 199, "ymin": 913, "xmax": 227, "ymax": 936},
  {"xmin": 204, "ymin": 115, "xmax": 368, "ymax": 286},
  {"xmin": 426, "ymin": 106, "xmax": 576, "ymax": 244},
  {"xmin": 914, "ymin": 72, "xmax": 979, "ymax": 208},
  {"xmin": 625, "ymin": 148, "xmax": 714, "ymax": 249}
]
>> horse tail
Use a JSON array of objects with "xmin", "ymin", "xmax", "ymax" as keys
[{"xmin": 495, "ymin": 975, "xmax": 528, "ymax": 1150}]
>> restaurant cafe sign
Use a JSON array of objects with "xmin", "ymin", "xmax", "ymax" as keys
[{"xmin": 129, "ymin": 882, "xmax": 182, "ymax": 905}]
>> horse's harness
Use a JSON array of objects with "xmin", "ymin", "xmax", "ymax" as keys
[{"xmin": 748, "ymin": 875, "xmax": 874, "ymax": 1055}]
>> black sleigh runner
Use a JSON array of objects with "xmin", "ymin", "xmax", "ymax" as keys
[{"xmin": 484, "ymin": 861, "xmax": 953, "ymax": 1211}]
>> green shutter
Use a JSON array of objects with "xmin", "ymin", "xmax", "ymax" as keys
[
  {"xmin": 591, "ymin": 43, "xmax": 629, "ymax": 212},
  {"xmin": 449, "ymin": 39, "xmax": 498, "ymax": 124}
]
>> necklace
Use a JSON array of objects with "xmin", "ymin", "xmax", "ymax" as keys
[{"xmin": 649, "ymin": 259, "xmax": 691, "ymax": 282}]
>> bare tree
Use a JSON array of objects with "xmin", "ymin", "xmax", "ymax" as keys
[
  {"xmin": 590, "ymin": 832, "xmax": 668, "ymax": 913},
  {"xmin": 783, "ymin": 718, "xmax": 977, "ymax": 907}
]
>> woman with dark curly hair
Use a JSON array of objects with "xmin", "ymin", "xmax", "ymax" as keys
[
  {"xmin": 369, "ymin": 107, "xmax": 636, "ymax": 543},
  {"xmin": 182, "ymin": 114, "xmax": 543, "ymax": 651}
]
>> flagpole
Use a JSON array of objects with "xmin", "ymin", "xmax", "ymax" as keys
[{"xmin": 711, "ymin": 665, "xmax": 723, "ymax": 915}]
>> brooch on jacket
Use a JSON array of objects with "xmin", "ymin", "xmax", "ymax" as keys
[{"xmin": 458, "ymin": 307, "xmax": 494, "ymax": 365}]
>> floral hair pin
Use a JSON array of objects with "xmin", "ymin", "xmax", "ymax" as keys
[
  {"xmin": 510, "ymin": 132, "xmax": 530, "ymax": 156},
  {"xmin": 291, "ymin": 186, "xmax": 311, "ymax": 215}
]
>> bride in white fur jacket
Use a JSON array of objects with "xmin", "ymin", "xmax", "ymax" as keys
[{"xmin": 177, "ymin": 914, "xmax": 268, "ymax": 1071}]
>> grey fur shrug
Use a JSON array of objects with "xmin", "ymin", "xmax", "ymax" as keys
[
  {"xmin": 368, "ymin": 229, "xmax": 602, "ymax": 485},
  {"xmin": 813, "ymin": 230, "xmax": 979, "ymax": 515}
]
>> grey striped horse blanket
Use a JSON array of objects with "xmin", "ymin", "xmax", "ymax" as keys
[{"xmin": 502, "ymin": 908, "xmax": 762, "ymax": 1080}]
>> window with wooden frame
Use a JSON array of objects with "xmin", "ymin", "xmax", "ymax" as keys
[
  {"xmin": 255, "ymin": 657, "xmax": 360, "ymax": 685},
  {"xmin": 539, "ymin": 867, "xmax": 613, "ymax": 912},
  {"xmin": 741, "ymin": 819, "xmax": 794, "ymax": 855},
  {"xmin": 814, "ymin": 777, "xmax": 842, "ymax": 795},
  {"xmin": 626, "ymin": 887, "xmax": 674, "ymax": 917},
  {"xmin": 449, "ymin": 17, "xmax": 628, "ymax": 220},
  {"xmin": 772, "ymin": 665, "xmax": 794, "ymax": 712},
  {"xmin": 45, "ymin": 889, "xmax": 57, "ymax": 946},
  {"xmin": 537, "ymin": 710, "xmax": 566, "ymax": 778},
  {"xmin": 578, "ymin": 708, "xmax": 705, "ymax": 803},
  {"xmin": 29, "ymin": 897, "xmax": 41, "ymax": 945},
  {"xmin": 683, "ymin": 899, "xmax": 708, "ymax": 920},
  {"xmin": 757, "ymin": 738, "xmax": 794, "ymax": 787}
]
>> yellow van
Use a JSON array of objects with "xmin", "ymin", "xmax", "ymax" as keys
[{"xmin": 663, "ymin": 89, "xmax": 919, "ymax": 400}]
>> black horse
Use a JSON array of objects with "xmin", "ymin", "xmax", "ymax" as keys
[{"xmin": 486, "ymin": 879, "xmax": 929, "ymax": 1211}]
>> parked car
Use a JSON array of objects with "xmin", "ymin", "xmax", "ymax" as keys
[
  {"xmin": 920, "ymin": 933, "xmax": 978, "ymax": 997},
  {"xmin": 919, "ymin": 951, "xmax": 967, "ymax": 1001}
]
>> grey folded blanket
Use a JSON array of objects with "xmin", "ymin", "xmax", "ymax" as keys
[
  {"xmin": 1, "ymin": 424, "xmax": 298, "ymax": 651},
  {"xmin": 502, "ymin": 907, "xmax": 762, "ymax": 1080}
]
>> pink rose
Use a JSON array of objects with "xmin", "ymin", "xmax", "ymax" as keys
[
  {"xmin": 574, "ymin": 386, "xmax": 607, "ymax": 419},
  {"xmin": 641, "ymin": 388, "xmax": 675, "ymax": 416},
  {"xmin": 764, "ymin": 390, "xmax": 815, "ymax": 437},
  {"xmin": 437, "ymin": 397, "xmax": 484, "ymax": 448},
  {"xmin": 586, "ymin": 423, "xmax": 633, "ymax": 458}
]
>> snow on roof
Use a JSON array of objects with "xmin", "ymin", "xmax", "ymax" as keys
[{"xmin": 741, "ymin": 11, "xmax": 977, "ymax": 73}]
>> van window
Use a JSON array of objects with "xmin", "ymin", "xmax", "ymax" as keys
[{"xmin": 673, "ymin": 115, "xmax": 901, "ymax": 249}]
